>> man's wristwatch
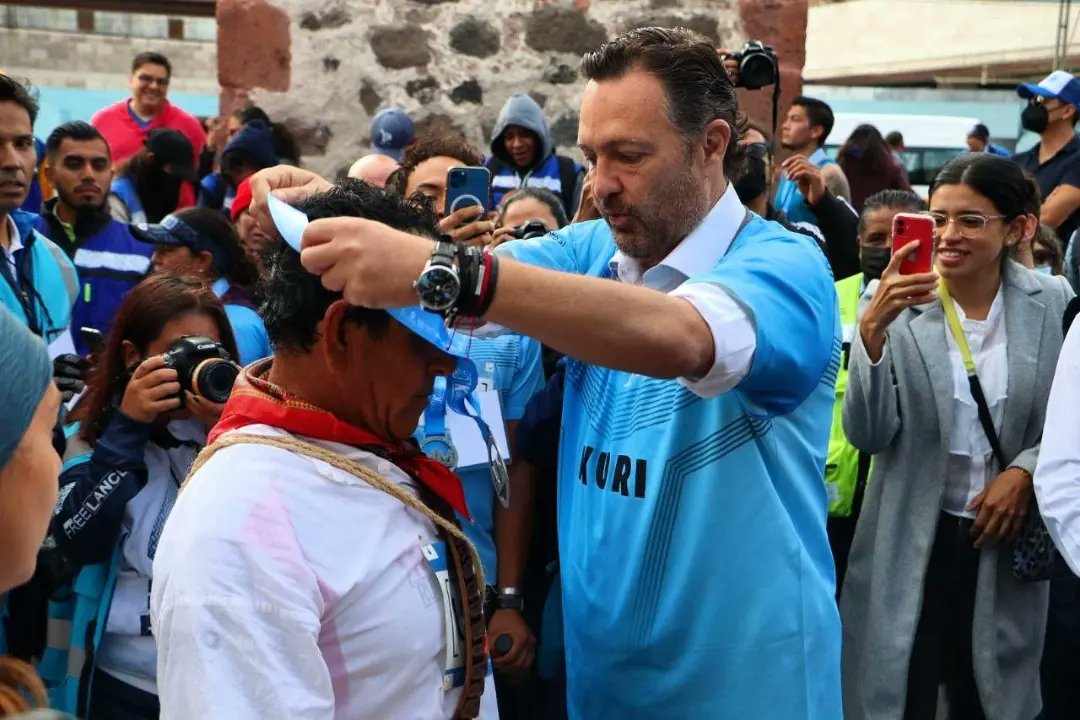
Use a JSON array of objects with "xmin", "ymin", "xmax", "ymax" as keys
[
  {"xmin": 414, "ymin": 240, "xmax": 460, "ymax": 313},
  {"xmin": 494, "ymin": 586, "xmax": 524, "ymax": 612}
]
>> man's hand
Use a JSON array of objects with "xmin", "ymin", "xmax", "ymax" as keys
[
  {"xmin": 185, "ymin": 391, "xmax": 227, "ymax": 429},
  {"xmin": 53, "ymin": 353, "xmax": 89, "ymax": 403},
  {"xmin": 781, "ymin": 155, "xmax": 827, "ymax": 206},
  {"xmin": 437, "ymin": 204, "xmax": 495, "ymax": 247},
  {"xmin": 488, "ymin": 609, "xmax": 536, "ymax": 674},
  {"xmin": 249, "ymin": 165, "xmax": 334, "ymax": 232},
  {"xmin": 969, "ymin": 467, "xmax": 1034, "ymax": 549},
  {"xmin": 300, "ymin": 216, "xmax": 433, "ymax": 308},
  {"xmin": 716, "ymin": 48, "xmax": 740, "ymax": 87}
]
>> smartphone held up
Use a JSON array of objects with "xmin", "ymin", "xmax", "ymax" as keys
[{"xmin": 891, "ymin": 213, "xmax": 935, "ymax": 275}]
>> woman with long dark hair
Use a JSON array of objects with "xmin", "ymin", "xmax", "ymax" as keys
[
  {"xmin": 837, "ymin": 124, "xmax": 912, "ymax": 212},
  {"xmin": 42, "ymin": 275, "xmax": 238, "ymax": 719},
  {"xmin": 133, "ymin": 207, "xmax": 271, "ymax": 365},
  {"xmin": 841, "ymin": 153, "xmax": 1073, "ymax": 719}
]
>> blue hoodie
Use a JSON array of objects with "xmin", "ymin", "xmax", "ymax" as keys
[{"xmin": 487, "ymin": 93, "xmax": 583, "ymax": 217}]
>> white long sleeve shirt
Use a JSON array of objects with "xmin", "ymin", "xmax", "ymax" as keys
[
  {"xmin": 1034, "ymin": 320, "xmax": 1080, "ymax": 576},
  {"xmin": 150, "ymin": 424, "xmax": 498, "ymax": 720}
]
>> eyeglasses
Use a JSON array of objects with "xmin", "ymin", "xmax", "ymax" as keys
[
  {"xmin": 926, "ymin": 212, "xmax": 1007, "ymax": 237},
  {"xmin": 137, "ymin": 74, "xmax": 169, "ymax": 88}
]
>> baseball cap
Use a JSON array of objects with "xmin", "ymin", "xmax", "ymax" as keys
[
  {"xmin": 1017, "ymin": 70, "xmax": 1080, "ymax": 108},
  {"xmin": 230, "ymin": 176, "xmax": 253, "ymax": 222},
  {"xmin": 223, "ymin": 119, "xmax": 277, "ymax": 169},
  {"xmin": 145, "ymin": 128, "xmax": 198, "ymax": 182},
  {"xmin": 130, "ymin": 213, "xmax": 228, "ymax": 273},
  {"xmin": 371, "ymin": 107, "xmax": 415, "ymax": 161}
]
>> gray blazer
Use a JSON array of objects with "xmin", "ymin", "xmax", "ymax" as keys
[{"xmin": 839, "ymin": 261, "xmax": 1073, "ymax": 720}]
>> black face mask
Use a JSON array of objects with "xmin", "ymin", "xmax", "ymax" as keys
[
  {"xmin": 1021, "ymin": 103, "xmax": 1050, "ymax": 134},
  {"xmin": 734, "ymin": 144, "xmax": 769, "ymax": 204},
  {"xmin": 860, "ymin": 245, "xmax": 891, "ymax": 281}
]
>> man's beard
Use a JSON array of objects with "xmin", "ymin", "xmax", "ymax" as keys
[
  {"xmin": 56, "ymin": 185, "xmax": 106, "ymax": 214},
  {"xmin": 601, "ymin": 155, "xmax": 709, "ymax": 268}
]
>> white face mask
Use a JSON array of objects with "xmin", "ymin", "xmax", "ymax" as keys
[{"xmin": 1035, "ymin": 264, "xmax": 1054, "ymax": 275}]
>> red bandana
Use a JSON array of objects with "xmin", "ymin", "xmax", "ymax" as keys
[{"xmin": 210, "ymin": 359, "xmax": 470, "ymax": 519}]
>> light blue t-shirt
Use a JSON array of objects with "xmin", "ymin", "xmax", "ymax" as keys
[
  {"xmin": 775, "ymin": 146, "xmax": 835, "ymax": 226},
  {"xmin": 212, "ymin": 278, "xmax": 272, "ymax": 366},
  {"xmin": 417, "ymin": 334, "xmax": 545, "ymax": 581},
  {"xmin": 498, "ymin": 217, "xmax": 843, "ymax": 719}
]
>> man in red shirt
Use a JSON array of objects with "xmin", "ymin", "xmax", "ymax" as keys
[{"xmin": 91, "ymin": 51, "xmax": 204, "ymax": 210}]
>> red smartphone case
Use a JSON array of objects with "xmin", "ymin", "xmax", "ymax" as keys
[{"xmin": 892, "ymin": 213, "xmax": 934, "ymax": 275}]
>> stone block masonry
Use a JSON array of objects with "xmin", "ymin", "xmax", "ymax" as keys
[{"xmin": 216, "ymin": 0, "xmax": 809, "ymax": 178}]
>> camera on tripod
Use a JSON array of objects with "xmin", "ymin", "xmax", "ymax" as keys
[{"xmin": 728, "ymin": 40, "xmax": 778, "ymax": 91}]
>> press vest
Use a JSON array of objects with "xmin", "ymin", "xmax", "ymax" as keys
[{"xmin": 825, "ymin": 273, "xmax": 871, "ymax": 517}]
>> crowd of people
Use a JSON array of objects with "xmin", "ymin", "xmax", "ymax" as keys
[{"xmin": 3, "ymin": 23, "xmax": 1080, "ymax": 720}]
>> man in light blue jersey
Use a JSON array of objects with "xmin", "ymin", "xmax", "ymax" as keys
[{"xmin": 249, "ymin": 26, "xmax": 842, "ymax": 719}]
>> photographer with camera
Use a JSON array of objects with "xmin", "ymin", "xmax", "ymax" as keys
[
  {"xmin": 42, "ymin": 274, "xmax": 239, "ymax": 718},
  {"xmin": 492, "ymin": 187, "xmax": 568, "ymax": 248}
]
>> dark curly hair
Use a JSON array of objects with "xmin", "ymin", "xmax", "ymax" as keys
[
  {"xmin": 385, "ymin": 134, "xmax": 485, "ymax": 197},
  {"xmin": 260, "ymin": 179, "xmax": 440, "ymax": 352}
]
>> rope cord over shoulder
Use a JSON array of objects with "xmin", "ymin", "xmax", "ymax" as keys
[
  {"xmin": 182, "ymin": 432, "xmax": 485, "ymax": 591},
  {"xmin": 182, "ymin": 432, "xmax": 489, "ymax": 719}
]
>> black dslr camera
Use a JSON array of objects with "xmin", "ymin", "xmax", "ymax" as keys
[
  {"xmin": 512, "ymin": 220, "xmax": 549, "ymax": 241},
  {"xmin": 161, "ymin": 336, "xmax": 240, "ymax": 404},
  {"xmin": 728, "ymin": 40, "xmax": 778, "ymax": 90}
]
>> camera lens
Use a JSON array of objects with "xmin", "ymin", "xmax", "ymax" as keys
[
  {"xmin": 449, "ymin": 171, "xmax": 462, "ymax": 188},
  {"xmin": 897, "ymin": 221, "xmax": 906, "ymax": 233},
  {"xmin": 191, "ymin": 359, "xmax": 240, "ymax": 403}
]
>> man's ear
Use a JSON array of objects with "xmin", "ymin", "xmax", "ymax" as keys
[
  {"xmin": 810, "ymin": 125, "xmax": 824, "ymax": 145},
  {"xmin": 320, "ymin": 299, "xmax": 357, "ymax": 373},
  {"xmin": 702, "ymin": 118, "xmax": 732, "ymax": 167}
]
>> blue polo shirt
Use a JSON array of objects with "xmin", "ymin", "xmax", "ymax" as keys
[{"xmin": 497, "ymin": 212, "xmax": 842, "ymax": 718}]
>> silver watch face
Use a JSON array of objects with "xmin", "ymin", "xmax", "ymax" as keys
[{"xmin": 416, "ymin": 266, "xmax": 460, "ymax": 311}]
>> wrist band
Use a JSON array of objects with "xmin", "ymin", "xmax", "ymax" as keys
[{"xmin": 473, "ymin": 252, "xmax": 499, "ymax": 318}]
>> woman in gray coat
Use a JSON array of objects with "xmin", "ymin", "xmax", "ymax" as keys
[{"xmin": 841, "ymin": 153, "xmax": 1074, "ymax": 720}]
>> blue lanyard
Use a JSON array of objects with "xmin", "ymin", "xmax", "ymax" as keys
[{"xmin": 421, "ymin": 360, "xmax": 510, "ymax": 508}]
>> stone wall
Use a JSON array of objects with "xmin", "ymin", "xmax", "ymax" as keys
[
  {"xmin": 217, "ymin": 0, "xmax": 809, "ymax": 178},
  {"xmin": 0, "ymin": 27, "xmax": 217, "ymax": 95}
]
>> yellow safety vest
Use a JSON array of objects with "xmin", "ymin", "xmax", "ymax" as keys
[{"xmin": 824, "ymin": 273, "xmax": 871, "ymax": 517}]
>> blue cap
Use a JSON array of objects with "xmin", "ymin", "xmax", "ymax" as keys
[
  {"xmin": 130, "ymin": 213, "xmax": 228, "ymax": 274},
  {"xmin": 266, "ymin": 193, "xmax": 471, "ymax": 358},
  {"xmin": 223, "ymin": 119, "xmax": 277, "ymax": 169},
  {"xmin": 1017, "ymin": 70, "xmax": 1080, "ymax": 108},
  {"xmin": 370, "ymin": 107, "xmax": 414, "ymax": 162}
]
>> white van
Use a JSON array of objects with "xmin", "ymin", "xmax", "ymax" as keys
[{"xmin": 824, "ymin": 113, "xmax": 979, "ymax": 198}]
